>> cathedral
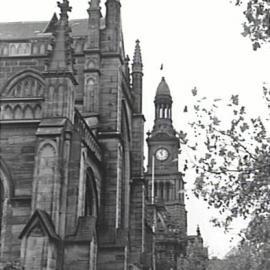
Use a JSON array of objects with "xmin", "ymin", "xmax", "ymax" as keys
[{"xmin": 0, "ymin": 1, "xmax": 207, "ymax": 270}]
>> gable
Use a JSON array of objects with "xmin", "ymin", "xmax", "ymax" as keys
[{"xmin": 19, "ymin": 209, "xmax": 59, "ymax": 240}]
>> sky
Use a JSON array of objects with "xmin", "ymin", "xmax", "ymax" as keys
[{"xmin": 1, "ymin": 0, "xmax": 270, "ymax": 258}]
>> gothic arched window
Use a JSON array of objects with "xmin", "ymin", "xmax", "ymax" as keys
[
  {"xmin": 0, "ymin": 181, "xmax": 3, "ymax": 241},
  {"xmin": 84, "ymin": 169, "xmax": 97, "ymax": 217},
  {"xmin": 35, "ymin": 143, "xmax": 56, "ymax": 214},
  {"xmin": 85, "ymin": 78, "xmax": 95, "ymax": 112},
  {"xmin": 10, "ymin": 44, "xmax": 16, "ymax": 56}
]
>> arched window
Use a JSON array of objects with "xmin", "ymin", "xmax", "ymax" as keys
[
  {"xmin": 17, "ymin": 44, "xmax": 24, "ymax": 55},
  {"xmin": 35, "ymin": 143, "xmax": 56, "ymax": 214},
  {"xmin": 34, "ymin": 104, "xmax": 42, "ymax": 119},
  {"xmin": 10, "ymin": 44, "xmax": 16, "ymax": 56},
  {"xmin": 0, "ymin": 165, "xmax": 11, "ymax": 254},
  {"xmin": 84, "ymin": 169, "xmax": 97, "ymax": 217},
  {"xmin": 3, "ymin": 46, "xmax": 8, "ymax": 56},
  {"xmin": 24, "ymin": 105, "xmax": 34, "ymax": 119},
  {"xmin": 14, "ymin": 105, "xmax": 23, "ymax": 119},
  {"xmin": 0, "ymin": 181, "xmax": 3, "ymax": 245},
  {"xmin": 40, "ymin": 44, "xmax": 45, "ymax": 55},
  {"xmin": 33, "ymin": 44, "xmax": 39, "ymax": 55},
  {"xmin": 85, "ymin": 78, "xmax": 95, "ymax": 112},
  {"xmin": 3, "ymin": 105, "xmax": 13, "ymax": 120}
]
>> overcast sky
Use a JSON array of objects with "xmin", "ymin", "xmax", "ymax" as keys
[{"xmin": 1, "ymin": 0, "xmax": 270, "ymax": 258}]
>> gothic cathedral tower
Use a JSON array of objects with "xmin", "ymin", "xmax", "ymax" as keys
[{"xmin": 146, "ymin": 77, "xmax": 187, "ymax": 270}]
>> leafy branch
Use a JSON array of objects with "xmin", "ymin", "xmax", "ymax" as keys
[{"xmin": 183, "ymin": 87, "xmax": 270, "ymax": 240}]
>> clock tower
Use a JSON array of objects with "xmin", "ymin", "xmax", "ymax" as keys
[{"xmin": 146, "ymin": 77, "xmax": 187, "ymax": 270}]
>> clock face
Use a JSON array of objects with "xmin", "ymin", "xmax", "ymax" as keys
[{"xmin": 156, "ymin": 148, "xmax": 169, "ymax": 161}]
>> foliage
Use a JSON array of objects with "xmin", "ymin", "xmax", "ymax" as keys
[
  {"xmin": 178, "ymin": 238, "xmax": 208, "ymax": 270},
  {"xmin": 0, "ymin": 261, "xmax": 23, "ymax": 270},
  {"xmin": 182, "ymin": 87, "xmax": 270, "ymax": 248},
  {"xmin": 234, "ymin": 0, "xmax": 270, "ymax": 49},
  {"xmin": 207, "ymin": 241, "xmax": 270, "ymax": 270},
  {"xmin": 206, "ymin": 257, "xmax": 227, "ymax": 270}
]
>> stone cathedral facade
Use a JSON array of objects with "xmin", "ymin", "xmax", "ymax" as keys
[{"xmin": 0, "ymin": 1, "xmax": 207, "ymax": 270}]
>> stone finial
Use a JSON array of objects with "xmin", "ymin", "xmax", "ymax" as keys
[
  {"xmin": 125, "ymin": 54, "xmax": 130, "ymax": 63},
  {"xmin": 57, "ymin": 0, "xmax": 72, "ymax": 20},
  {"xmin": 133, "ymin": 39, "xmax": 142, "ymax": 65},
  {"xmin": 197, "ymin": 225, "xmax": 201, "ymax": 236},
  {"xmin": 47, "ymin": 0, "xmax": 74, "ymax": 71}
]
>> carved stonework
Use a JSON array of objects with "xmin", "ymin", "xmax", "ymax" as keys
[
  {"xmin": 74, "ymin": 110, "xmax": 102, "ymax": 161},
  {"xmin": 8, "ymin": 43, "xmax": 31, "ymax": 56},
  {"xmin": 34, "ymin": 142, "xmax": 57, "ymax": 215},
  {"xmin": 30, "ymin": 222, "xmax": 45, "ymax": 237},
  {"xmin": 1, "ymin": 75, "xmax": 45, "ymax": 98},
  {"xmin": 0, "ymin": 103, "xmax": 42, "ymax": 120},
  {"xmin": 58, "ymin": 0, "xmax": 72, "ymax": 20}
]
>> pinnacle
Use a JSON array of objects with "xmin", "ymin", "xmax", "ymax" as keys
[
  {"xmin": 88, "ymin": 0, "xmax": 101, "ymax": 9},
  {"xmin": 197, "ymin": 225, "xmax": 201, "ymax": 236},
  {"xmin": 44, "ymin": 13, "xmax": 58, "ymax": 33},
  {"xmin": 47, "ymin": 0, "xmax": 74, "ymax": 71},
  {"xmin": 133, "ymin": 39, "xmax": 142, "ymax": 65}
]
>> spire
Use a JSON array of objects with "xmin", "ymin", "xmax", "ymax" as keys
[
  {"xmin": 156, "ymin": 77, "xmax": 171, "ymax": 97},
  {"xmin": 48, "ymin": 0, "xmax": 74, "ymax": 71},
  {"xmin": 131, "ymin": 40, "xmax": 143, "ymax": 113},
  {"xmin": 132, "ymin": 40, "xmax": 143, "ymax": 74},
  {"xmin": 133, "ymin": 40, "xmax": 142, "ymax": 65},
  {"xmin": 44, "ymin": 13, "xmax": 58, "ymax": 33}
]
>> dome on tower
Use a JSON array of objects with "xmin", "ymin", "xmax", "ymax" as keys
[{"xmin": 156, "ymin": 77, "xmax": 171, "ymax": 97}]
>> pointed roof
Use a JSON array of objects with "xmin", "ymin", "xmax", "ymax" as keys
[
  {"xmin": 44, "ymin": 13, "xmax": 58, "ymax": 33},
  {"xmin": 48, "ymin": 0, "xmax": 73, "ymax": 71},
  {"xmin": 156, "ymin": 77, "xmax": 171, "ymax": 97},
  {"xmin": 133, "ymin": 39, "xmax": 142, "ymax": 65},
  {"xmin": 19, "ymin": 209, "xmax": 60, "ymax": 240}
]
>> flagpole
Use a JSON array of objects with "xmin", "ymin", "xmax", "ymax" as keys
[
  {"xmin": 151, "ymin": 154, "xmax": 156, "ymax": 270},
  {"xmin": 151, "ymin": 154, "xmax": 155, "ymax": 204}
]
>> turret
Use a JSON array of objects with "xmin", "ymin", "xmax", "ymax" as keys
[
  {"xmin": 85, "ymin": 0, "xmax": 101, "ymax": 50},
  {"xmin": 132, "ymin": 40, "xmax": 143, "ymax": 113},
  {"xmin": 154, "ymin": 77, "xmax": 172, "ymax": 121},
  {"xmin": 105, "ymin": 0, "xmax": 121, "ymax": 29},
  {"xmin": 83, "ymin": 0, "xmax": 102, "ymax": 122}
]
